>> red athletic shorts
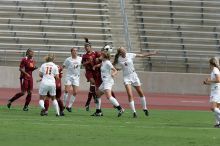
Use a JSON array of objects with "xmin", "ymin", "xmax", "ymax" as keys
[{"xmin": 20, "ymin": 78, "xmax": 33, "ymax": 91}]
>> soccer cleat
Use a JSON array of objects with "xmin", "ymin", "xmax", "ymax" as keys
[
  {"xmin": 23, "ymin": 105, "xmax": 29, "ymax": 111},
  {"xmin": 117, "ymin": 108, "xmax": 125, "ymax": 117},
  {"xmin": 40, "ymin": 109, "xmax": 47, "ymax": 116},
  {"xmin": 7, "ymin": 101, "xmax": 11, "ymax": 109},
  {"xmin": 214, "ymin": 124, "xmax": 220, "ymax": 128},
  {"xmin": 90, "ymin": 112, "xmax": 103, "ymax": 117},
  {"xmin": 60, "ymin": 111, "xmax": 65, "ymax": 116},
  {"xmin": 143, "ymin": 109, "xmax": 149, "ymax": 116},
  {"xmin": 66, "ymin": 107, "xmax": 72, "ymax": 112},
  {"xmin": 133, "ymin": 112, "xmax": 137, "ymax": 118},
  {"xmin": 85, "ymin": 105, "xmax": 90, "ymax": 111},
  {"xmin": 56, "ymin": 114, "xmax": 60, "ymax": 117}
]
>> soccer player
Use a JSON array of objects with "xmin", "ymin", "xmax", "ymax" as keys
[
  {"xmin": 113, "ymin": 47, "xmax": 157, "ymax": 118},
  {"xmin": 92, "ymin": 50, "xmax": 124, "ymax": 117},
  {"xmin": 7, "ymin": 49, "xmax": 37, "ymax": 111},
  {"xmin": 63, "ymin": 48, "xmax": 82, "ymax": 112},
  {"xmin": 203, "ymin": 58, "xmax": 220, "ymax": 128},
  {"xmin": 43, "ymin": 65, "xmax": 65, "ymax": 116},
  {"xmin": 82, "ymin": 38, "xmax": 100, "ymax": 111},
  {"xmin": 38, "ymin": 53, "xmax": 60, "ymax": 116}
]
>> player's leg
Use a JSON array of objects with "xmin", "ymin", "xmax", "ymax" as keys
[
  {"xmin": 7, "ymin": 78, "xmax": 26, "ymax": 109},
  {"xmin": 84, "ymin": 83, "xmax": 93, "ymax": 111},
  {"xmin": 134, "ymin": 85, "xmax": 149, "ymax": 116},
  {"xmin": 105, "ymin": 89, "xmax": 124, "ymax": 117},
  {"xmin": 63, "ymin": 84, "xmax": 71, "ymax": 108},
  {"xmin": 56, "ymin": 88, "xmax": 65, "ymax": 116},
  {"xmin": 49, "ymin": 85, "xmax": 60, "ymax": 116},
  {"xmin": 125, "ymin": 84, "xmax": 137, "ymax": 118},
  {"xmin": 23, "ymin": 79, "xmax": 34, "ymax": 111},
  {"xmin": 91, "ymin": 89, "xmax": 103, "ymax": 116},
  {"xmin": 66, "ymin": 85, "xmax": 78, "ymax": 112}
]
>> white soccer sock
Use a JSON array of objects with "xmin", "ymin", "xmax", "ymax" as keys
[
  {"xmin": 39, "ymin": 100, "xmax": 45, "ymax": 110},
  {"xmin": 63, "ymin": 92, "xmax": 68, "ymax": 107},
  {"xmin": 53, "ymin": 99, "xmax": 60, "ymax": 115},
  {"xmin": 95, "ymin": 98, "xmax": 101, "ymax": 109},
  {"xmin": 68, "ymin": 95, "xmax": 76, "ymax": 108},
  {"xmin": 140, "ymin": 96, "xmax": 147, "ymax": 110},
  {"xmin": 109, "ymin": 96, "xmax": 120, "ymax": 107},
  {"xmin": 214, "ymin": 112, "xmax": 220, "ymax": 124},
  {"xmin": 214, "ymin": 107, "xmax": 220, "ymax": 114},
  {"xmin": 129, "ymin": 100, "xmax": 136, "ymax": 113}
]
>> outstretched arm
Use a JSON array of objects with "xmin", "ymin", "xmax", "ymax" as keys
[{"xmin": 136, "ymin": 50, "xmax": 158, "ymax": 57}]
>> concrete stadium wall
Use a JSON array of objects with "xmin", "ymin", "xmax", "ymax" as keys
[{"xmin": 0, "ymin": 66, "xmax": 210, "ymax": 95}]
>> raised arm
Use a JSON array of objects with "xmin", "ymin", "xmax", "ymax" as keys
[{"xmin": 136, "ymin": 50, "xmax": 158, "ymax": 57}]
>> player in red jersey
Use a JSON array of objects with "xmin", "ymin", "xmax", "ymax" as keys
[
  {"xmin": 82, "ymin": 38, "xmax": 100, "ymax": 111},
  {"xmin": 42, "ymin": 65, "xmax": 65, "ymax": 116},
  {"xmin": 7, "ymin": 49, "xmax": 37, "ymax": 111}
]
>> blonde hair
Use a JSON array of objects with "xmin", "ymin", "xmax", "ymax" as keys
[
  {"xmin": 209, "ymin": 57, "xmax": 220, "ymax": 70},
  {"xmin": 102, "ymin": 51, "xmax": 111, "ymax": 60},
  {"xmin": 44, "ymin": 53, "xmax": 55, "ymax": 62}
]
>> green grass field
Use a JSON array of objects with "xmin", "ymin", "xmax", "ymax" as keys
[{"xmin": 0, "ymin": 106, "xmax": 219, "ymax": 146}]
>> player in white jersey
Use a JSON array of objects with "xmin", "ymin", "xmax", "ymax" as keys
[
  {"xmin": 92, "ymin": 51, "xmax": 124, "ymax": 117},
  {"xmin": 62, "ymin": 48, "xmax": 82, "ymax": 112},
  {"xmin": 113, "ymin": 47, "xmax": 157, "ymax": 118},
  {"xmin": 203, "ymin": 58, "xmax": 220, "ymax": 128},
  {"xmin": 38, "ymin": 53, "xmax": 60, "ymax": 116}
]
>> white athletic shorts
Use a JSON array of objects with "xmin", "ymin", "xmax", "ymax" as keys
[
  {"xmin": 123, "ymin": 72, "xmax": 141, "ymax": 86},
  {"xmin": 65, "ymin": 75, "xmax": 80, "ymax": 87},
  {"xmin": 99, "ymin": 79, "xmax": 114, "ymax": 92},
  {"xmin": 210, "ymin": 88, "xmax": 220, "ymax": 103},
  {"xmin": 39, "ymin": 82, "xmax": 56, "ymax": 96}
]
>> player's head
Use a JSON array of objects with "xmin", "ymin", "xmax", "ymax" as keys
[
  {"xmin": 113, "ymin": 47, "xmax": 126, "ymax": 65},
  {"xmin": 26, "ymin": 48, "xmax": 34, "ymax": 58},
  {"xmin": 45, "ymin": 53, "xmax": 55, "ymax": 62},
  {"xmin": 71, "ymin": 47, "xmax": 78, "ymax": 57},
  {"xmin": 84, "ymin": 37, "xmax": 92, "ymax": 52},
  {"xmin": 101, "ymin": 51, "xmax": 111, "ymax": 60},
  {"xmin": 209, "ymin": 57, "xmax": 219, "ymax": 68},
  {"xmin": 117, "ymin": 47, "xmax": 126, "ymax": 57}
]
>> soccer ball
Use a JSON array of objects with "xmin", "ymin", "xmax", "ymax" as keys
[{"xmin": 102, "ymin": 45, "xmax": 113, "ymax": 53}]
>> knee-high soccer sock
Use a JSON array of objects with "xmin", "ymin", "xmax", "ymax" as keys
[
  {"xmin": 214, "ymin": 112, "xmax": 220, "ymax": 124},
  {"xmin": 111, "ymin": 91, "xmax": 116, "ymax": 98},
  {"xmin": 109, "ymin": 96, "xmax": 122, "ymax": 111},
  {"xmin": 95, "ymin": 98, "xmax": 101, "ymax": 110},
  {"xmin": 85, "ymin": 92, "xmax": 93, "ymax": 106},
  {"xmin": 214, "ymin": 108, "xmax": 220, "ymax": 122},
  {"xmin": 140, "ymin": 96, "xmax": 147, "ymax": 110},
  {"xmin": 53, "ymin": 99, "xmax": 60, "ymax": 115},
  {"xmin": 68, "ymin": 95, "xmax": 76, "ymax": 108},
  {"xmin": 24, "ymin": 93, "xmax": 32, "ymax": 107},
  {"xmin": 9, "ymin": 92, "xmax": 24, "ymax": 102},
  {"xmin": 44, "ymin": 99, "xmax": 49, "ymax": 112},
  {"xmin": 39, "ymin": 100, "xmax": 45, "ymax": 110},
  {"xmin": 63, "ymin": 92, "xmax": 68, "ymax": 107},
  {"xmin": 129, "ymin": 100, "xmax": 136, "ymax": 113},
  {"xmin": 57, "ymin": 99, "xmax": 64, "ymax": 112}
]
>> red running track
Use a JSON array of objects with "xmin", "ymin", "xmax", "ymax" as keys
[{"xmin": 0, "ymin": 88, "xmax": 210, "ymax": 111}]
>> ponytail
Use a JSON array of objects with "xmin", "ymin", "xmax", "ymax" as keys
[{"xmin": 113, "ymin": 49, "xmax": 120, "ymax": 65}]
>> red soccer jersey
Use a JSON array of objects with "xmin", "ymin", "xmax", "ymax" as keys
[
  {"xmin": 20, "ymin": 57, "xmax": 36, "ymax": 80},
  {"xmin": 82, "ymin": 51, "xmax": 100, "ymax": 71}
]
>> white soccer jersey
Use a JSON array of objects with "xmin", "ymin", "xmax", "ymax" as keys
[
  {"xmin": 101, "ymin": 60, "xmax": 114, "ymax": 81},
  {"xmin": 63, "ymin": 56, "xmax": 82, "ymax": 77},
  {"xmin": 209, "ymin": 67, "xmax": 220, "ymax": 103},
  {"xmin": 39, "ymin": 62, "xmax": 59, "ymax": 84},
  {"xmin": 118, "ymin": 53, "xmax": 136, "ymax": 76}
]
